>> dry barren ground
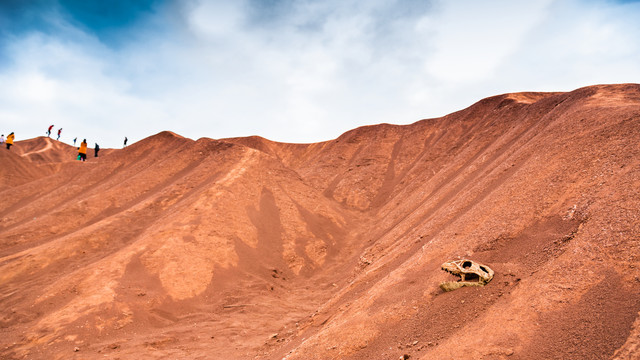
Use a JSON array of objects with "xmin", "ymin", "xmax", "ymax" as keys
[{"xmin": 1, "ymin": 84, "xmax": 640, "ymax": 359}]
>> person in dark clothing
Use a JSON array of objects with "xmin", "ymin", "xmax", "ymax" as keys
[
  {"xmin": 124, "ymin": 136, "xmax": 128, "ymax": 147},
  {"xmin": 94, "ymin": 143, "xmax": 100, "ymax": 157}
]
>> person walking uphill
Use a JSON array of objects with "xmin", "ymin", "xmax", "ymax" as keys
[
  {"xmin": 94, "ymin": 143, "xmax": 100, "ymax": 157},
  {"xmin": 47, "ymin": 125, "xmax": 54, "ymax": 137},
  {"xmin": 6, "ymin": 132, "xmax": 15, "ymax": 150},
  {"xmin": 57, "ymin": 128, "xmax": 62, "ymax": 140},
  {"xmin": 78, "ymin": 139, "xmax": 87, "ymax": 161}
]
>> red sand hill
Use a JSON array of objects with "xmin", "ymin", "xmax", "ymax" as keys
[
  {"xmin": 1, "ymin": 84, "xmax": 640, "ymax": 360},
  {"xmin": 12, "ymin": 137, "xmax": 78, "ymax": 164}
]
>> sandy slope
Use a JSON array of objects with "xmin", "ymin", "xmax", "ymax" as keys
[{"xmin": 1, "ymin": 84, "xmax": 639, "ymax": 360}]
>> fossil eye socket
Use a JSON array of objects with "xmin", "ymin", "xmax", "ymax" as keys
[{"xmin": 462, "ymin": 261, "xmax": 472, "ymax": 268}]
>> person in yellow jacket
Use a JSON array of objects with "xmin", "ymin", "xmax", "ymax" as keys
[
  {"xmin": 6, "ymin": 132, "xmax": 14, "ymax": 150},
  {"xmin": 78, "ymin": 138, "xmax": 88, "ymax": 161}
]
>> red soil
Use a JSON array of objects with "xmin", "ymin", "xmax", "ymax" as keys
[{"xmin": 1, "ymin": 84, "xmax": 639, "ymax": 359}]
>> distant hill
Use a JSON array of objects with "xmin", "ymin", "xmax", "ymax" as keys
[
  {"xmin": 1, "ymin": 84, "xmax": 639, "ymax": 360},
  {"xmin": 13, "ymin": 136, "xmax": 118, "ymax": 163}
]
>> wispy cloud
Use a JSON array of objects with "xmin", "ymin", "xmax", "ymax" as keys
[{"xmin": 1, "ymin": 0, "xmax": 639, "ymax": 147}]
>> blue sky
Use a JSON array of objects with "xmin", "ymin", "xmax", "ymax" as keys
[{"xmin": 1, "ymin": 0, "xmax": 639, "ymax": 147}]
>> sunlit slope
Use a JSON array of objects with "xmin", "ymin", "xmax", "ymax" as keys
[
  {"xmin": 1, "ymin": 131, "xmax": 354, "ymax": 358},
  {"xmin": 269, "ymin": 84, "xmax": 640, "ymax": 360}
]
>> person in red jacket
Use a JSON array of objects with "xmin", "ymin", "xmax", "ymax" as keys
[{"xmin": 47, "ymin": 125, "xmax": 54, "ymax": 137}]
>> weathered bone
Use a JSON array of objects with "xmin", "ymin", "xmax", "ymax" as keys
[{"xmin": 439, "ymin": 259, "xmax": 494, "ymax": 292}]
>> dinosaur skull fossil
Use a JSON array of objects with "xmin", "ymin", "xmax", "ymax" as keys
[{"xmin": 439, "ymin": 259, "xmax": 494, "ymax": 292}]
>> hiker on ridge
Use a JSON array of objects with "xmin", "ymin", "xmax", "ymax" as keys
[
  {"xmin": 47, "ymin": 125, "xmax": 54, "ymax": 137},
  {"xmin": 78, "ymin": 139, "xmax": 87, "ymax": 161},
  {"xmin": 57, "ymin": 128, "xmax": 62, "ymax": 140},
  {"xmin": 94, "ymin": 143, "xmax": 100, "ymax": 157},
  {"xmin": 123, "ymin": 136, "xmax": 128, "ymax": 147},
  {"xmin": 0, "ymin": 134, "xmax": 4, "ymax": 145},
  {"xmin": 73, "ymin": 137, "xmax": 77, "ymax": 146},
  {"xmin": 6, "ymin": 132, "xmax": 15, "ymax": 150}
]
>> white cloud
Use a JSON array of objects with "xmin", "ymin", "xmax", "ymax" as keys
[
  {"xmin": 424, "ymin": 0, "xmax": 553, "ymax": 83},
  {"xmin": 187, "ymin": 1, "xmax": 245, "ymax": 38},
  {"xmin": 0, "ymin": 31, "xmax": 168, "ymax": 146},
  {"xmin": 1, "ymin": 0, "xmax": 639, "ymax": 147},
  {"xmin": 491, "ymin": 0, "xmax": 640, "ymax": 92}
]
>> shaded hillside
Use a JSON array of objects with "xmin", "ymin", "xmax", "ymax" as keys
[{"xmin": 1, "ymin": 84, "xmax": 639, "ymax": 360}]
